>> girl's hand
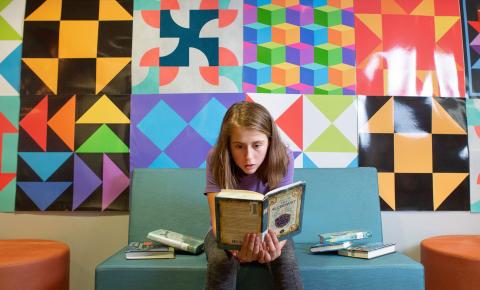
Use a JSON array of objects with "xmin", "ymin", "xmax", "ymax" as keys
[
  {"xmin": 236, "ymin": 233, "xmax": 262, "ymax": 263},
  {"xmin": 258, "ymin": 229, "xmax": 286, "ymax": 263}
]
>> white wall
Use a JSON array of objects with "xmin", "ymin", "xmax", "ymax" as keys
[{"xmin": 382, "ymin": 212, "xmax": 480, "ymax": 260}]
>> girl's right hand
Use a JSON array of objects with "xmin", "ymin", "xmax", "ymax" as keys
[{"xmin": 236, "ymin": 233, "xmax": 261, "ymax": 263}]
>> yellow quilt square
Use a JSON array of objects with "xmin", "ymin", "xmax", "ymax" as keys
[
  {"xmin": 59, "ymin": 21, "xmax": 98, "ymax": 58},
  {"xmin": 394, "ymin": 133, "xmax": 432, "ymax": 173}
]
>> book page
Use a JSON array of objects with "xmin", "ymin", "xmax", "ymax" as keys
[
  {"xmin": 217, "ymin": 189, "xmax": 263, "ymax": 201},
  {"xmin": 218, "ymin": 199, "xmax": 262, "ymax": 246},
  {"xmin": 266, "ymin": 184, "xmax": 303, "ymax": 238}
]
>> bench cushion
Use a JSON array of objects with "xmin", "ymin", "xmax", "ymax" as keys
[{"xmin": 96, "ymin": 244, "xmax": 424, "ymax": 290}]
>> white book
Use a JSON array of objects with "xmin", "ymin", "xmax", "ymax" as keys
[
  {"xmin": 338, "ymin": 242, "xmax": 396, "ymax": 259},
  {"xmin": 147, "ymin": 229, "xmax": 204, "ymax": 254},
  {"xmin": 310, "ymin": 241, "xmax": 353, "ymax": 253}
]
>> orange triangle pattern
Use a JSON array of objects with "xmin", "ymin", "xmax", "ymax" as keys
[
  {"xmin": 96, "ymin": 58, "xmax": 131, "ymax": 94},
  {"xmin": 431, "ymin": 99, "xmax": 466, "ymax": 134},
  {"xmin": 432, "ymin": 173, "xmax": 468, "ymax": 210},
  {"xmin": 47, "ymin": 95, "xmax": 76, "ymax": 150},
  {"xmin": 361, "ymin": 97, "xmax": 394, "ymax": 133},
  {"xmin": 99, "ymin": 0, "xmax": 132, "ymax": 20}
]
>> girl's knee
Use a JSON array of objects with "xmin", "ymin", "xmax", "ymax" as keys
[{"xmin": 207, "ymin": 250, "xmax": 238, "ymax": 270}]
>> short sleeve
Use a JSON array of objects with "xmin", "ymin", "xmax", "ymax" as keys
[
  {"xmin": 276, "ymin": 149, "xmax": 294, "ymax": 188},
  {"xmin": 204, "ymin": 150, "xmax": 221, "ymax": 195}
]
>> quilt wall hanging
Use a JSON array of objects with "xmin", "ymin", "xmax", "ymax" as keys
[
  {"xmin": 243, "ymin": 0, "xmax": 355, "ymax": 95},
  {"xmin": 17, "ymin": 0, "xmax": 133, "ymax": 211},
  {"xmin": 0, "ymin": 0, "xmax": 25, "ymax": 212},
  {"xmin": 355, "ymin": 0, "xmax": 466, "ymax": 97},
  {"xmin": 132, "ymin": 0, "xmax": 243, "ymax": 93}
]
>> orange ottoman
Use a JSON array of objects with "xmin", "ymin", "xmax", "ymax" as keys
[
  {"xmin": 0, "ymin": 239, "xmax": 69, "ymax": 290},
  {"xmin": 421, "ymin": 235, "xmax": 480, "ymax": 290}
]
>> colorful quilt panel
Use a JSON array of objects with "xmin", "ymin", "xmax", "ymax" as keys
[
  {"xmin": 246, "ymin": 93, "xmax": 358, "ymax": 168},
  {"xmin": 131, "ymin": 93, "xmax": 244, "ymax": 169},
  {"xmin": 132, "ymin": 0, "xmax": 242, "ymax": 93},
  {"xmin": 21, "ymin": 0, "xmax": 133, "ymax": 95},
  {"xmin": 0, "ymin": 97, "xmax": 19, "ymax": 212},
  {"xmin": 16, "ymin": 94, "xmax": 130, "ymax": 211},
  {"xmin": 462, "ymin": 0, "xmax": 480, "ymax": 97},
  {"xmin": 0, "ymin": 0, "xmax": 25, "ymax": 96},
  {"xmin": 243, "ymin": 1, "xmax": 356, "ymax": 94},
  {"xmin": 467, "ymin": 99, "xmax": 480, "ymax": 212},
  {"xmin": 355, "ymin": 0, "xmax": 466, "ymax": 97},
  {"xmin": 359, "ymin": 96, "xmax": 469, "ymax": 211}
]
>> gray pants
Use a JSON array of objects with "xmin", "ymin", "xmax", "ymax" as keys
[{"xmin": 204, "ymin": 230, "xmax": 304, "ymax": 290}]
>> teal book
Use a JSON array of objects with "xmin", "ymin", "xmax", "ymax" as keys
[
  {"xmin": 147, "ymin": 229, "xmax": 204, "ymax": 254},
  {"xmin": 215, "ymin": 181, "xmax": 306, "ymax": 250},
  {"xmin": 124, "ymin": 241, "xmax": 174, "ymax": 259},
  {"xmin": 318, "ymin": 230, "xmax": 372, "ymax": 244}
]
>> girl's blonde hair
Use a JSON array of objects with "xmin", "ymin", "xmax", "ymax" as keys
[{"xmin": 209, "ymin": 101, "xmax": 289, "ymax": 190}]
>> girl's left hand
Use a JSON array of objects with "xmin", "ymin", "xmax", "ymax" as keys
[{"xmin": 258, "ymin": 229, "xmax": 287, "ymax": 263}]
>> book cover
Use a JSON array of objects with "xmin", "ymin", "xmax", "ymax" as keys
[
  {"xmin": 318, "ymin": 230, "xmax": 372, "ymax": 244},
  {"xmin": 338, "ymin": 242, "xmax": 396, "ymax": 259},
  {"xmin": 310, "ymin": 241, "xmax": 353, "ymax": 253},
  {"xmin": 147, "ymin": 229, "xmax": 204, "ymax": 254},
  {"xmin": 124, "ymin": 241, "xmax": 175, "ymax": 260},
  {"xmin": 215, "ymin": 181, "xmax": 306, "ymax": 250}
]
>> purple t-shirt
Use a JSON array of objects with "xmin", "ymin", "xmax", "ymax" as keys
[{"xmin": 205, "ymin": 149, "xmax": 294, "ymax": 194}]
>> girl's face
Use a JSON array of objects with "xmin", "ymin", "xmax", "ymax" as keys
[{"xmin": 229, "ymin": 125, "xmax": 269, "ymax": 175}]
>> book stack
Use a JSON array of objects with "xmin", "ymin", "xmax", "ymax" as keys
[
  {"xmin": 124, "ymin": 229, "xmax": 205, "ymax": 260},
  {"xmin": 310, "ymin": 230, "xmax": 396, "ymax": 259},
  {"xmin": 310, "ymin": 230, "xmax": 372, "ymax": 253}
]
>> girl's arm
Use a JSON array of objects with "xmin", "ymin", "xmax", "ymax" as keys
[{"xmin": 207, "ymin": 192, "xmax": 218, "ymax": 237}]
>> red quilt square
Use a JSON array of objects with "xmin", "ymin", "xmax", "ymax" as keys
[
  {"xmin": 434, "ymin": 0, "xmax": 461, "ymax": 16},
  {"xmin": 354, "ymin": 0, "xmax": 381, "ymax": 14},
  {"xmin": 382, "ymin": 15, "xmax": 435, "ymax": 70}
]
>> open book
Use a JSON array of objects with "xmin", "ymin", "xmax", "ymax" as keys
[{"xmin": 215, "ymin": 181, "xmax": 306, "ymax": 249}]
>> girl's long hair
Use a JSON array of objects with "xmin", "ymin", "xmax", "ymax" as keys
[{"xmin": 209, "ymin": 101, "xmax": 289, "ymax": 190}]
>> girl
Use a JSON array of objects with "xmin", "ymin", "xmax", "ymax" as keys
[{"xmin": 204, "ymin": 101, "xmax": 304, "ymax": 290}]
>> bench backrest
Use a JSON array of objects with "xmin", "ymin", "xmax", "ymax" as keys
[{"xmin": 129, "ymin": 167, "xmax": 382, "ymax": 243}]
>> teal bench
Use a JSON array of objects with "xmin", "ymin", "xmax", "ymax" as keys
[{"xmin": 95, "ymin": 168, "xmax": 424, "ymax": 290}]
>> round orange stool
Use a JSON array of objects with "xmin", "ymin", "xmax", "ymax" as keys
[
  {"xmin": 421, "ymin": 235, "xmax": 480, "ymax": 290},
  {"xmin": 0, "ymin": 239, "xmax": 69, "ymax": 290}
]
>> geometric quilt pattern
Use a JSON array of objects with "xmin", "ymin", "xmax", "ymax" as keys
[
  {"xmin": 21, "ymin": 0, "xmax": 133, "ymax": 95},
  {"xmin": 132, "ymin": 0, "xmax": 242, "ymax": 93},
  {"xmin": 16, "ymin": 94, "xmax": 130, "ymax": 211},
  {"xmin": 467, "ymin": 99, "xmax": 480, "ymax": 212},
  {"xmin": 359, "ymin": 96, "xmax": 469, "ymax": 211},
  {"xmin": 130, "ymin": 93, "xmax": 245, "ymax": 170},
  {"xmin": 243, "ymin": 1, "xmax": 356, "ymax": 95},
  {"xmin": 0, "ymin": 0, "xmax": 25, "ymax": 96},
  {"xmin": 355, "ymin": 0, "xmax": 466, "ymax": 97},
  {"xmin": 462, "ymin": 0, "xmax": 480, "ymax": 97},
  {"xmin": 0, "ymin": 96, "xmax": 19, "ymax": 212},
  {"xmin": 0, "ymin": 0, "xmax": 25, "ymax": 212},
  {"xmin": 247, "ymin": 93, "xmax": 358, "ymax": 168}
]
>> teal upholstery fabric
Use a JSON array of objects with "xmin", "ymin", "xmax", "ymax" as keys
[{"xmin": 96, "ymin": 168, "xmax": 424, "ymax": 290}]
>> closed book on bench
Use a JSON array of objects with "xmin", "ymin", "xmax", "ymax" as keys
[
  {"xmin": 215, "ymin": 181, "xmax": 306, "ymax": 250},
  {"xmin": 318, "ymin": 230, "xmax": 372, "ymax": 244},
  {"xmin": 147, "ymin": 229, "xmax": 204, "ymax": 254},
  {"xmin": 125, "ymin": 241, "xmax": 174, "ymax": 260},
  {"xmin": 338, "ymin": 242, "xmax": 396, "ymax": 259}
]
